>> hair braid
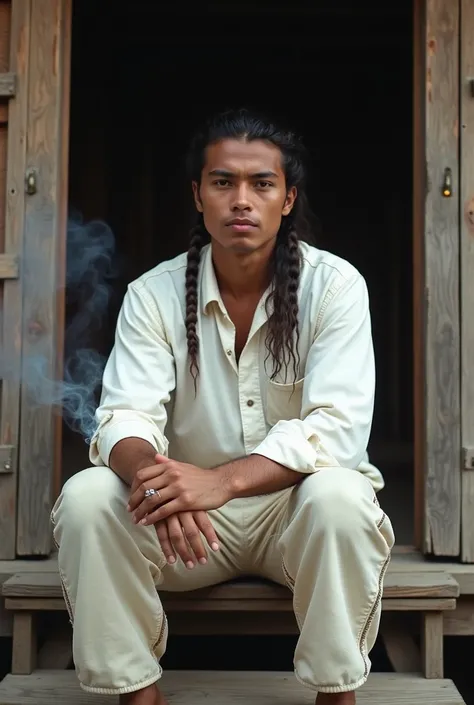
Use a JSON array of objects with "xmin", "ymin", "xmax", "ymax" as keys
[
  {"xmin": 265, "ymin": 221, "xmax": 302, "ymax": 382},
  {"xmin": 185, "ymin": 222, "xmax": 206, "ymax": 387}
]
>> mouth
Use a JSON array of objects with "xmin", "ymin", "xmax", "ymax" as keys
[{"xmin": 226, "ymin": 219, "xmax": 258, "ymax": 232}]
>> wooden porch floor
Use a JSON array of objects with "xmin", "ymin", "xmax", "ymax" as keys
[{"xmin": 0, "ymin": 670, "xmax": 467, "ymax": 705}]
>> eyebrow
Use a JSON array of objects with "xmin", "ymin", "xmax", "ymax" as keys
[{"xmin": 208, "ymin": 169, "xmax": 279, "ymax": 178}]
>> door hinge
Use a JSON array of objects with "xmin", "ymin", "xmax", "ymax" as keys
[
  {"xmin": 462, "ymin": 447, "xmax": 474, "ymax": 471},
  {"xmin": 0, "ymin": 445, "xmax": 14, "ymax": 474}
]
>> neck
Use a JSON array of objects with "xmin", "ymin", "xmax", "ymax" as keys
[{"xmin": 211, "ymin": 240, "xmax": 275, "ymax": 299}]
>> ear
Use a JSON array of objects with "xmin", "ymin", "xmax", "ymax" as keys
[
  {"xmin": 282, "ymin": 186, "xmax": 297, "ymax": 216},
  {"xmin": 192, "ymin": 181, "xmax": 203, "ymax": 213}
]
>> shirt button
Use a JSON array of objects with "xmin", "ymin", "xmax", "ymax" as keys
[
  {"xmin": 247, "ymin": 399, "xmax": 254, "ymax": 407},
  {"xmin": 226, "ymin": 350, "xmax": 232, "ymax": 356}
]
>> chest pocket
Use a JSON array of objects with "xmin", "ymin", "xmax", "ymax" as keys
[{"xmin": 265, "ymin": 377, "xmax": 305, "ymax": 426}]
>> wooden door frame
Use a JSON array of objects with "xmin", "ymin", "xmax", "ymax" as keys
[
  {"xmin": 14, "ymin": 0, "xmax": 71, "ymax": 556},
  {"xmin": 413, "ymin": 0, "xmax": 463, "ymax": 558}
]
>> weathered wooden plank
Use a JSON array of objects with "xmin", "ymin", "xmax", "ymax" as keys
[
  {"xmin": 423, "ymin": 0, "xmax": 461, "ymax": 556},
  {"xmin": 0, "ymin": 0, "xmax": 31, "ymax": 559},
  {"xmin": 422, "ymin": 612, "xmax": 444, "ymax": 678},
  {"xmin": 1, "ymin": 570, "xmax": 460, "ymax": 599},
  {"xmin": 460, "ymin": 0, "xmax": 474, "ymax": 563},
  {"xmin": 443, "ymin": 596, "xmax": 474, "ymax": 635},
  {"xmin": 17, "ymin": 0, "xmax": 72, "ymax": 555},
  {"xmin": 0, "ymin": 72, "xmax": 15, "ymax": 96},
  {"xmin": 0, "ymin": 1, "xmax": 11, "ymax": 123},
  {"xmin": 11, "ymin": 613, "xmax": 36, "ymax": 675},
  {"xmin": 0, "ymin": 670, "xmax": 466, "ymax": 705},
  {"xmin": 0, "ymin": 253, "xmax": 18, "ymax": 278},
  {"xmin": 413, "ymin": 0, "xmax": 426, "ymax": 553}
]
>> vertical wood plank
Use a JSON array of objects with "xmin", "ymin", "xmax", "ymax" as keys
[
  {"xmin": 460, "ymin": 0, "xmax": 474, "ymax": 562},
  {"xmin": 11, "ymin": 612, "xmax": 37, "ymax": 674},
  {"xmin": 424, "ymin": 0, "xmax": 461, "ymax": 556},
  {"xmin": 422, "ymin": 612, "xmax": 444, "ymax": 678},
  {"xmin": 413, "ymin": 0, "xmax": 426, "ymax": 552},
  {"xmin": 17, "ymin": 0, "xmax": 71, "ymax": 555},
  {"xmin": 0, "ymin": 0, "xmax": 31, "ymax": 559}
]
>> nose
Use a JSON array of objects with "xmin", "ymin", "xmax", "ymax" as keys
[{"xmin": 230, "ymin": 183, "xmax": 252, "ymax": 211}]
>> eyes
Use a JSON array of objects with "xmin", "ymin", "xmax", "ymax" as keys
[{"xmin": 212, "ymin": 179, "xmax": 274, "ymax": 190}]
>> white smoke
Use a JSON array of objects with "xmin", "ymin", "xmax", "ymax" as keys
[{"xmin": 0, "ymin": 210, "xmax": 119, "ymax": 444}]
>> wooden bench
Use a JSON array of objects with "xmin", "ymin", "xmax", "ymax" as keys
[{"xmin": 1, "ymin": 570, "xmax": 460, "ymax": 680}]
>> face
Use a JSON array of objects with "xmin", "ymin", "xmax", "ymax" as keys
[{"xmin": 192, "ymin": 138, "xmax": 297, "ymax": 255}]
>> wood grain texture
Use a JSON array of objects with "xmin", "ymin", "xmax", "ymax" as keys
[
  {"xmin": 0, "ymin": 0, "xmax": 31, "ymax": 559},
  {"xmin": 0, "ymin": 670, "xmax": 466, "ymax": 705},
  {"xmin": 422, "ymin": 612, "xmax": 444, "ymax": 678},
  {"xmin": 0, "ymin": 71, "xmax": 15, "ymax": 96},
  {"xmin": 460, "ymin": 0, "xmax": 474, "ymax": 563},
  {"xmin": 413, "ymin": 0, "xmax": 426, "ymax": 552},
  {"xmin": 0, "ymin": 253, "xmax": 18, "ymax": 278},
  {"xmin": 424, "ymin": 0, "xmax": 461, "ymax": 556},
  {"xmin": 1, "ymin": 570, "xmax": 460, "ymax": 599},
  {"xmin": 17, "ymin": 0, "xmax": 72, "ymax": 555}
]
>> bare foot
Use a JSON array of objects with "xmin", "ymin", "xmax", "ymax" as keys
[
  {"xmin": 316, "ymin": 692, "xmax": 356, "ymax": 705},
  {"xmin": 119, "ymin": 683, "xmax": 168, "ymax": 705}
]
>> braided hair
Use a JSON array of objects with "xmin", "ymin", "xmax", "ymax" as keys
[{"xmin": 185, "ymin": 108, "xmax": 314, "ymax": 387}]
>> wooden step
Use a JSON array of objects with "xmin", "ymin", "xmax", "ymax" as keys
[
  {"xmin": 0, "ymin": 670, "xmax": 467, "ymax": 705},
  {"xmin": 1, "ymin": 570, "xmax": 460, "ymax": 611}
]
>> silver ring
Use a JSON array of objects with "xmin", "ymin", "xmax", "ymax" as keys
[{"xmin": 144, "ymin": 488, "xmax": 156, "ymax": 498}]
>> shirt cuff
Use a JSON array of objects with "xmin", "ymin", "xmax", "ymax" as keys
[{"xmin": 89, "ymin": 413, "xmax": 168, "ymax": 467}]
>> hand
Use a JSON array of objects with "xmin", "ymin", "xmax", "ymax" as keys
[
  {"xmin": 127, "ymin": 454, "xmax": 231, "ymax": 525},
  {"xmin": 156, "ymin": 511, "xmax": 219, "ymax": 569}
]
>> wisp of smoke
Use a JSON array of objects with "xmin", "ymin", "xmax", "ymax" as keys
[{"xmin": 0, "ymin": 210, "xmax": 119, "ymax": 444}]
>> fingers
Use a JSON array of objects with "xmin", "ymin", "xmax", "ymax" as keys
[
  {"xmin": 193, "ymin": 511, "xmax": 220, "ymax": 552},
  {"xmin": 166, "ymin": 515, "xmax": 196, "ymax": 569},
  {"xmin": 127, "ymin": 466, "xmax": 167, "ymax": 513},
  {"xmin": 139, "ymin": 497, "xmax": 182, "ymax": 524},
  {"xmin": 128, "ymin": 484, "xmax": 172, "ymax": 523},
  {"xmin": 155, "ymin": 520, "xmax": 176, "ymax": 565},
  {"xmin": 178, "ymin": 513, "xmax": 208, "ymax": 566}
]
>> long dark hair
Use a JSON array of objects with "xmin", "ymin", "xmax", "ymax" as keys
[{"xmin": 185, "ymin": 108, "xmax": 315, "ymax": 386}]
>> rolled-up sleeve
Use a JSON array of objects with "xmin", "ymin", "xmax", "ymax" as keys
[
  {"xmin": 89, "ymin": 282, "xmax": 175, "ymax": 467},
  {"xmin": 252, "ymin": 273, "xmax": 375, "ymax": 473}
]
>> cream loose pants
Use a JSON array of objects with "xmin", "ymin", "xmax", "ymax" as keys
[{"xmin": 51, "ymin": 465, "xmax": 394, "ymax": 696}]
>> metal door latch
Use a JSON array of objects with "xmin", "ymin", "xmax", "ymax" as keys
[{"xmin": 25, "ymin": 168, "xmax": 37, "ymax": 195}]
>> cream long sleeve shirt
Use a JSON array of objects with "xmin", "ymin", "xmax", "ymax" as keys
[{"xmin": 89, "ymin": 241, "xmax": 384, "ymax": 491}]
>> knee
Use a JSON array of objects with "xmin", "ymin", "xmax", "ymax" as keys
[
  {"xmin": 51, "ymin": 466, "xmax": 127, "ymax": 531},
  {"xmin": 297, "ymin": 467, "xmax": 376, "ymax": 535}
]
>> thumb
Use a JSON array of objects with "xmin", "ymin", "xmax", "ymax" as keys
[{"xmin": 155, "ymin": 453, "xmax": 169, "ymax": 464}]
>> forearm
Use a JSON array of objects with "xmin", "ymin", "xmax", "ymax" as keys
[
  {"xmin": 109, "ymin": 437, "xmax": 157, "ymax": 486},
  {"xmin": 217, "ymin": 453, "xmax": 303, "ymax": 499}
]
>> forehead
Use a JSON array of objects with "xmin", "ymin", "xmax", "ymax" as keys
[{"xmin": 203, "ymin": 138, "xmax": 284, "ymax": 175}]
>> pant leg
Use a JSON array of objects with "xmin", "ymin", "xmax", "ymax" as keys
[
  {"xmin": 248, "ymin": 468, "xmax": 395, "ymax": 694},
  {"xmin": 51, "ymin": 465, "xmax": 243, "ymax": 696}
]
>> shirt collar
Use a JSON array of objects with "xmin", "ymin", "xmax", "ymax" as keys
[
  {"xmin": 199, "ymin": 243, "xmax": 275, "ymax": 321},
  {"xmin": 200, "ymin": 244, "xmax": 227, "ymax": 316}
]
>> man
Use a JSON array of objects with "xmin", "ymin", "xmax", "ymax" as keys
[{"xmin": 51, "ymin": 108, "xmax": 394, "ymax": 705}]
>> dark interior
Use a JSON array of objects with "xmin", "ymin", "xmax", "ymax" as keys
[{"xmin": 63, "ymin": 0, "xmax": 414, "ymax": 543}]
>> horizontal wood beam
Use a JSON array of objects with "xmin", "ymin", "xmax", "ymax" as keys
[
  {"xmin": 0, "ymin": 254, "xmax": 19, "ymax": 279},
  {"xmin": 0, "ymin": 72, "xmax": 16, "ymax": 97}
]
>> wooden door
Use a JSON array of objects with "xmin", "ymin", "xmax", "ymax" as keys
[
  {"xmin": 414, "ymin": 0, "xmax": 462, "ymax": 557},
  {"xmin": 0, "ymin": 0, "xmax": 71, "ymax": 558}
]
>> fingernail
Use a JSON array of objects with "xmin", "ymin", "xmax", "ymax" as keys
[
  {"xmin": 199, "ymin": 557, "xmax": 207, "ymax": 565},
  {"xmin": 186, "ymin": 561, "xmax": 194, "ymax": 569},
  {"xmin": 126, "ymin": 504, "xmax": 130, "ymax": 511},
  {"xmin": 140, "ymin": 518, "xmax": 147, "ymax": 525},
  {"xmin": 211, "ymin": 542, "xmax": 219, "ymax": 551},
  {"xmin": 132, "ymin": 515, "xmax": 137, "ymax": 524},
  {"xmin": 168, "ymin": 556, "xmax": 176, "ymax": 564}
]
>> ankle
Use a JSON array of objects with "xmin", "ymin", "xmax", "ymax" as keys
[{"xmin": 119, "ymin": 683, "xmax": 166, "ymax": 705}]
